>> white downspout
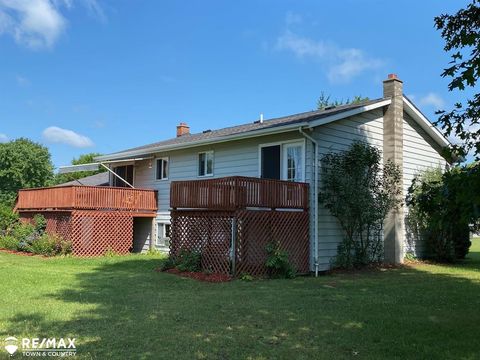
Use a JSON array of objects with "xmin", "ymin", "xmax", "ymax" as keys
[{"xmin": 299, "ymin": 127, "xmax": 319, "ymax": 277}]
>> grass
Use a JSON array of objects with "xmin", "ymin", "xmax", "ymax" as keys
[{"xmin": 0, "ymin": 240, "xmax": 479, "ymax": 360}]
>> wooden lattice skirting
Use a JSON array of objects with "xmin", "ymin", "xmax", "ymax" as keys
[
  {"xmin": 19, "ymin": 211, "xmax": 136, "ymax": 256},
  {"xmin": 170, "ymin": 209, "xmax": 310, "ymax": 276}
]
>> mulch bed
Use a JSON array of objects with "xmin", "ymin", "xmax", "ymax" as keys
[
  {"xmin": 157, "ymin": 268, "xmax": 231, "ymax": 283},
  {"xmin": 0, "ymin": 249, "xmax": 46, "ymax": 258}
]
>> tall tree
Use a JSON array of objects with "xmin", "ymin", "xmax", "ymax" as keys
[
  {"xmin": 0, "ymin": 138, "xmax": 54, "ymax": 205},
  {"xmin": 54, "ymin": 152, "xmax": 106, "ymax": 185},
  {"xmin": 317, "ymin": 92, "xmax": 369, "ymax": 110},
  {"xmin": 434, "ymin": 1, "xmax": 480, "ymax": 159}
]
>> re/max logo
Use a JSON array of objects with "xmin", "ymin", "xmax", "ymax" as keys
[{"xmin": 22, "ymin": 338, "xmax": 76, "ymax": 349}]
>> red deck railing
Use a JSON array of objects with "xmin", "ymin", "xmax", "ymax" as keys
[
  {"xmin": 170, "ymin": 176, "xmax": 309, "ymax": 210},
  {"xmin": 16, "ymin": 185, "xmax": 158, "ymax": 212}
]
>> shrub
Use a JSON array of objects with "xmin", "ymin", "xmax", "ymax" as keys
[
  {"xmin": 406, "ymin": 166, "xmax": 475, "ymax": 262},
  {"xmin": 319, "ymin": 142, "xmax": 402, "ymax": 268},
  {"xmin": 0, "ymin": 236, "xmax": 20, "ymax": 250},
  {"xmin": 0, "ymin": 205, "xmax": 18, "ymax": 235},
  {"xmin": 175, "ymin": 249, "xmax": 201, "ymax": 272},
  {"xmin": 265, "ymin": 242, "xmax": 295, "ymax": 279},
  {"xmin": 33, "ymin": 214, "xmax": 47, "ymax": 235},
  {"xmin": 29, "ymin": 234, "xmax": 71, "ymax": 256},
  {"xmin": 11, "ymin": 222, "xmax": 36, "ymax": 247},
  {"xmin": 157, "ymin": 256, "xmax": 176, "ymax": 271}
]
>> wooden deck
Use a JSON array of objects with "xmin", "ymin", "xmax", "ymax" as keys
[
  {"xmin": 16, "ymin": 185, "xmax": 158, "ymax": 213},
  {"xmin": 170, "ymin": 176, "xmax": 309, "ymax": 211}
]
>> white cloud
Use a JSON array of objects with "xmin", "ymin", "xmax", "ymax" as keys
[
  {"xmin": 275, "ymin": 30, "xmax": 383, "ymax": 83},
  {"xmin": 0, "ymin": 0, "xmax": 67, "ymax": 49},
  {"xmin": 0, "ymin": 0, "xmax": 105, "ymax": 49},
  {"xmin": 419, "ymin": 93, "xmax": 446, "ymax": 110},
  {"xmin": 42, "ymin": 126, "xmax": 94, "ymax": 147},
  {"xmin": 0, "ymin": 133, "xmax": 8, "ymax": 143}
]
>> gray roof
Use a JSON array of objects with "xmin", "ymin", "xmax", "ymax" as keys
[
  {"xmin": 56, "ymin": 172, "xmax": 109, "ymax": 187},
  {"xmin": 99, "ymin": 98, "xmax": 387, "ymax": 159}
]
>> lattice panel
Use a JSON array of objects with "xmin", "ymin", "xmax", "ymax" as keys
[
  {"xmin": 235, "ymin": 210, "xmax": 310, "ymax": 276},
  {"xmin": 170, "ymin": 209, "xmax": 310, "ymax": 276},
  {"xmin": 19, "ymin": 211, "xmax": 72, "ymax": 241},
  {"xmin": 70, "ymin": 211, "xmax": 133, "ymax": 256},
  {"xmin": 170, "ymin": 211, "xmax": 232, "ymax": 275}
]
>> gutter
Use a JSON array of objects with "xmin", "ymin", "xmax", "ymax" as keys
[{"xmin": 299, "ymin": 127, "xmax": 319, "ymax": 277}]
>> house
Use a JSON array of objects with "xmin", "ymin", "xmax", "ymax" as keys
[{"xmin": 15, "ymin": 74, "xmax": 450, "ymax": 272}]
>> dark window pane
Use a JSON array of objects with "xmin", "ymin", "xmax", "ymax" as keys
[{"xmin": 261, "ymin": 145, "xmax": 281, "ymax": 179}]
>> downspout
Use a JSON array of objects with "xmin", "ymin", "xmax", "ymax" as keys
[{"xmin": 299, "ymin": 127, "xmax": 319, "ymax": 277}]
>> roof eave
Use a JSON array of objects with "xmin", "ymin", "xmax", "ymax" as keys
[{"xmin": 402, "ymin": 96, "xmax": 451, "ymax": 148}]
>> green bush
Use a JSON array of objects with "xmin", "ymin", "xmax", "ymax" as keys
[
  {"xmin": 175, "ymin": 249, "xmax": 201, "ymax": 272},
  {"xmin": 265, "ymin": 242, "xmax": 295, "ymax": 279},
  {"xmin": 406, "ymin": 167, "xmax": 476, "ymax": 262},
  {"xmin": 0, "ymin": 205, "xmax": 18, "ymax": 235},
  {"xmin": 29, "ymin": 234, "xmax": 72, "ymax": 256},
  {"xmin": 319, "ymin": 142, "xmax": 402, "ymax": 268},
  {"xmin": 33, "ymin": 214, "xmax": 47, "ymax": 235},
  {"xmin": 0, "ymin": 236, "xmax": 20, "ymax": 250},
  {"xmin": 11, "ymin": 222, "xmax": 35, "ymax": 242}
]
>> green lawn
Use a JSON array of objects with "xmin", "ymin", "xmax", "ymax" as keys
[{"xmin": 1, "ymin": 240, "xmax": 479, "ymax": 360}]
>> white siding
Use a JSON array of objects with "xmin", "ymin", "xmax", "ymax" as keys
[
  {"xmin": 134, "ymin": 132, "xmax": 307, "ymax": 213},
  {"xmin": 402, "ymin": 112, "xmax": 447, "ymax": 256},
  {"xmin": 312, "ymin": 109, "xmax": 384, "ymax": 271}
]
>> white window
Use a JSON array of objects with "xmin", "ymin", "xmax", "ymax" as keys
[
  {"xmin": 260, "ymin": 141, "xmax": 304, "ymax": 182},
  {"xmin": 198, "ymin": 151, "xmax": 214, "ymax": 177},
  {"xmin": 156, "ymin": 222, "xmax": 171, "ymax": 247},
  {"xmin": 155, "ymin": 158, "xmax": 169, "ymax": 180},
  {"xmin": 283, "ymin": 143, "xmax": 303, "ymax": 182}
]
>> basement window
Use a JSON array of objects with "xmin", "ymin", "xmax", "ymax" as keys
[{"xmin": 156, "ymin": 222, "xmax": 171, "ymax": 247}]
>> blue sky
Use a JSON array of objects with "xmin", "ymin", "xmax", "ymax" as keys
[{"xmin": 0, "ymin": 0, "xmax": 470, "ymax": 168}]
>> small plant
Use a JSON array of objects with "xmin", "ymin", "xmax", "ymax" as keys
[
  {"xmin": 27, "ymin": 233, "xmax": 70, "ymax": 256},
  {"xmin": 175, "ymin": 249, "xmax": 201, "ymax": 272},
  {"xmin": 104, "ymin": 248, "xmax": 120, "ymax": 257},
  {"xmin": 29, "ymin": 234, "xmax": 57, "ymax": 256},
  {"xmin": 11, "ymin": 222, "xmax": 36, "ymax": 243},
  {"xmin": 404, "ymin": 252, "xmax": 417, "ymax": 261},
  {"xmin": 239, "ymin": 273, "xmax": 254, "ymax": 281},
  {"xmin": 0, "ymin": 236, "xmax": 20, "ymax": 250},
  {"xmin": 265, "ymin": 242, "xmax": 295, "ymax": 279},
  {"xmin": 145, "ymin": 248, "xmax": 162, "ymax": 256},
  {"xmin": 33, "ymin": 214, "xmax": 47, "ymax": 235},
  {"xmin": 157, "ymin": 256, "xmax": 176, "ymax": 272}
]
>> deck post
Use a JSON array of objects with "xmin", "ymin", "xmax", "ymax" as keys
[{"xmin": 230, "ymin": 216, "xmax": 237, "ymax": 276}]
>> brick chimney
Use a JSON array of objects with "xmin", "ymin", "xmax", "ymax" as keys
[
  {"xmin": 176, "ymin": 122, "xmax": 190, "ymax": 137},
  {"xmin": 383, "ymin": 73, "xmax": 404, "ymax": 264}
]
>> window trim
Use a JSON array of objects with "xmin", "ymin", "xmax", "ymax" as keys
[
  {"xmin": 110, "ymin": 164, "xmax": 135, "ymax": 187},
  {"xmin": 258, "ymin": 139, "xmax": 305, "ymax": 182},
  {"xmin": 197, "ymin": 150, "xmax": 214, "ymax": 177},
  {"xmin": 155, "ymin": 157, "xmax": 169, "ymax": 181},
  {"xmin": 282, "ymin": 141, "xmax": 306, "ymax": 182},
  {"xmin": 156, "ymin": 221, "xmax": 171, "ymax": 247}
]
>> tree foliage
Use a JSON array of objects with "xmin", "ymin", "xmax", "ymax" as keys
[
  {"xmin": 319, "ymin": 142, "xmax": 402, "ymax": 268},
  {"xmin": 0, "ymin": 138, "xmax": 54, "ymax": 205},
  {"xmin": 434, "ymin": 1, "xmax": 480, "ymax": 159},
  {"xmin": 406, "ymin": 164, "xmax": 479, "ymax": 262},
  {"xmin": 317, "ymin": 92, "xmax": 370, "ymax": 110},
  {"xmin": 54, "ymin": 152, "xmax": 105, "ymax": 185}
]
